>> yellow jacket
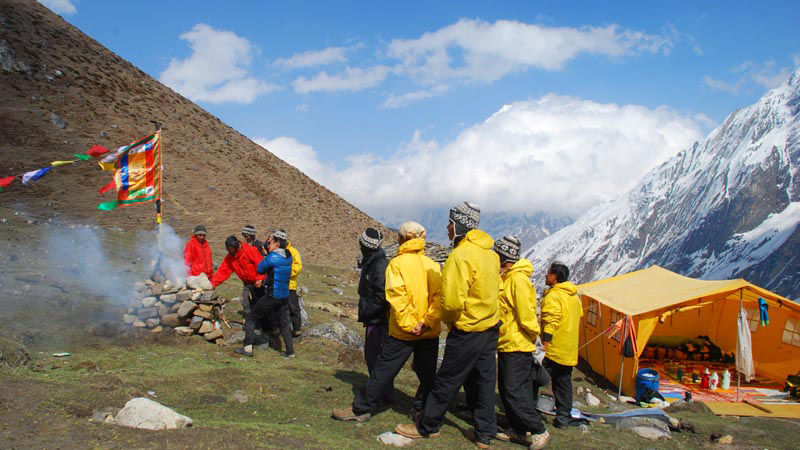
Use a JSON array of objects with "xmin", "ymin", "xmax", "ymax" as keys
[
  {"xmin": 385, "ymin": 237, "xmax": 442, "ymax": 341},
  {"xmin": 441, "ymin": 229, "xmax": 500, "ymax": 332},
  {"xmin": 498, "ymin": 259, "xmax": 539, "ymax": 353},
  {"xmin": 541, "ymin": 281, "xmax": 582, "ymax": 366},
  {"xmin": 287, "ymin": 243, "xmax": 303, "ymax": 291}
]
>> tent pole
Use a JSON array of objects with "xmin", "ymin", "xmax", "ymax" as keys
[
  {"xmin": 618, "ymin": 355, "xmax": 625, "ymax": 399},
  {"xmin": 737, "ymin": 288, "xmax": 742, "ymax": 402}
]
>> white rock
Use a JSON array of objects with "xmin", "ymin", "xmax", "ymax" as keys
[
  {"xmin": 114, "ymin": 397, "xmax": 192, "ymax": 430},
  {"xmin": 377, "ymin": 432, "xmax": 414, "ymax": 447},
  {"xmin": 186, "ymin": 274, "xmax": 212, "ymax": 291},
  {"xmin": 141, "ymin": 297, "xmax": 157, "ymax": 308},
  {"xmin": 174, "ymin": 326, "xmax": 194, "ymax": 336},
  {"xmin": 586, "ymin": 392, "xmax": 601, "ymax": 406}
]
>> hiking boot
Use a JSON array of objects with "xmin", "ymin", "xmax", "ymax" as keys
[
  {"xmin": 408, "ymin": 407, "xmax": 422, "ymax": 422},
  {"xmin": 292, "ymin": 330, "xmax": 303, "ymax": 338},
  {"xmin": 465, "ymin": 427, "xmax": 491, "ymax": 448},
  {"xmin": 234, "ymin": 347, "xmax": 253, "ymax": 357},
  {"xmin": 281, "ymin": 352, "xmax": 296, "ymax": 359},
  {"xmin": 395, "ymin": 423, "xmax": 440, "ymax": 439},
  {"xmin": 529, "ymin": 430, "xmax": 550, "ymax": 450},
  {"xmin": 331, "ymin": 406, "xmax": 370, "ymax": 422},
  {"xmin": 496, "ymin": 429, "xmax": 532, "ymax": 445}
]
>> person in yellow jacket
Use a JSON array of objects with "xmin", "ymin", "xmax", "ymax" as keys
[
  {"xmin": 396, "ymin": 201, "xmax": 501, "ymax": 449},
  {"xmin": 286, "ymin": 236, "xmax": 304, "ymax": 337},
  {"xmin": 332, "ymin": 222, "xmax": 442, "ymax": 422},
  {"xmin": 541, "ymin": 261, "xmax": 583, "ymax": 428},
  {"xmin": 493, "ymin": 236, "xmax": 551, "ymax": 449}
]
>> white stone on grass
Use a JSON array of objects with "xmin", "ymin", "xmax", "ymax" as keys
[{"xmin": 114, "ymin": 397, "xmax": 192, "ymax": 430}]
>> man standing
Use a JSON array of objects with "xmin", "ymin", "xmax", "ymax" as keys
[
  {"xmin": 541, "ymin": 262, "xmax": 582, "ymax": 428},
  {"xmin": 493, "ymin": 236, "xmax": 550, "ymax": 449},
  {"xmin": 355, "ymin": 228, "xmax": 392, "ymax": 405},
  {"xmin": 210, "ymin": 235, "xmax": 264, "ymax": 293},
  {"xmin": 184, "ymin": 225, "xmax": 212, "ymax": 279},
  {"xmin": 396, "ymin": 202, "xmax": 501, "ymax": 449},
  {"xmin": 239, "ymin": 225, "xmax": 259, "ymax": 320},
  {"xmin": 285, "ymin": 234, "xmax": 304, "ymax": 337},
  {"xmin": 332, "ymin": 222, "xmax": 441, "ymax": 422},
  {"xmin": 242, "ymin": 225, "xmax": 257, "ymax": 245},
  {"xmin": 237, "ymin": 230, "xmax": 294, "ymax": 358}
]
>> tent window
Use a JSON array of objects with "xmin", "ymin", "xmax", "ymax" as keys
[
  {"xmin": 783, "ymin": 318, "xmax": 800, "ymax": 347},
  {"xmin": 610, "ymin": 310, "xmax": 623, "ymax": 342},
  {"xmin": 744, "ymin": 308, "xmax": 759, "ymax": 332},
  {"xmin": 587, "ymin": 302, "xmax": 598, "ymax": 327}
]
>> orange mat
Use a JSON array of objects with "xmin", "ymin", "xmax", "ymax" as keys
[{"xmin": 704, "ymin": 402, "xmax": 800, "ymax": 418}]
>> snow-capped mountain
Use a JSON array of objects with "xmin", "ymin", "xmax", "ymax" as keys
[
  {"xmin": 525, "ymin": 67, "xmax": 800, "ymax": 299},
  {"xmin": 380, "ymin": 209, "xmax": 572, "ymax": 249}
]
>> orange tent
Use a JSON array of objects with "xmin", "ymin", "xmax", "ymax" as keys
[{"xmin": 577, "ymin": 265, "xmax": 800, "ymax": 396}]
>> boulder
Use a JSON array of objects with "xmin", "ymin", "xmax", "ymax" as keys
[
  {"xmin": 616, "ymin": 417, "xmax": 671, "ymax": 440},
  {"xmin": 304, "ymin": 321, "xmax": 363, "ymax": 350},
  {"xmin": 145, "ymin": 318, "xmax": 160, "ymax": 329},
  {"xmin": 114, "ymin": 397, "xmax": 192, "ymax": 430},
  {"xmin": 141, "ymin": 297, "xmax": 157, "ymax": 308},
  {"xmin": 191, "ymin": 292, "xmax": 202, "ymax": 301},
  {"xmin": 169, "ymin": 303, "xmax": 181, "ymax": 313},
  {"xmin": 161, "ymin": 313, "xmax": 181, "ymax": 327},
  {"xmin": 174, "ymin": 326, "xmax": 194, "ymax": 336},
  {"xmin": 331, "ymin": 287, "xmax": 344, "ymax": 295},
  {"xmin": 133, "ymin": 320, "xmax": 146, "ymax": 328},
  {"xmin": 586, "ymin": 392, "xmax": 601, "ymax": 406},
  {"xmin": 148, "ymin": 284, "xmax": 163, "ymax": 296},
  {"xmin": 198, "ymin": 321, "xmax": 213, "ymax": 334},
  {"xmin": 200, "ymin": 290, "xmax": 218, "ymax": 302},
  {"xmin": 193, "ymin": 309, "xmax": 212, "ymax": 319},
  {"xmin": 150, "ymin": 326, "xmax": 163, "ymax": 333},
  {"xmin": 159, "ymin": 293, "xmax": 177, "ymax": 304},
  {"xmin": 177, "ymin": 301, "xmax": 197, "ymax": 318},
  {"xmin": 186, "ymin": 274, "xmax": 212, "ymax": 291},
  {"xmin": 224, "ymin": 330, "xmax": 245, "ymax": 346},
  {"xmin": 198, "ymin": 304, "xmax": 213, "ymax": 312},
  {"xmin": 189, "ymin": 316, "xmax": 204, "ymax": 330},
  {"xmin": 137, "ymin": 307, "xmax": 158, "ymax": 319},
  {"xmin": 176, "ymin": 290, "xmax": 193, "ymax": 302},
  {"xmin": 122, "ymin": 314, "xmax": 136, "ymax": 324},
  {"xmin": 204, "ymin": 329, "xmax": 223, "ymax": 341}
]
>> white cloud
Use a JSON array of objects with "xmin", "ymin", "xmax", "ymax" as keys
[
  {"xmin": 257, "ymin": 95, "xmax": 707, "ymax": 218},
  {"xmin": 382, "ymin": 84, "xmax": 450, "ymax": 109},
  {"xmin": 159, "ymin": 24, "xmax": 279, "ymax": 104},
  {"xmin": 292, "ymin": 66, "xmax": 390, "ymax": 93},
  {"xmin": 704, "ymin": 60, "xmax": 793, "ymax": 95},
  {"xmin": 37, "ymin": 0, "xmax": 76, "ymax": 15},
  {"xmin": 274, "ymin": 47, "xmax": 349, "ymax": 68},
  {"xmin": 387, "ymin": 19, "xmax": 673, "ymax": 84}
]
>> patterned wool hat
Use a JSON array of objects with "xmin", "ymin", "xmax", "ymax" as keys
[
  {"xmin": 273, "ymin": 229, "xmax": 289, "ymax": 241},
  {"xmin": 193, "ymin": 224, "xmax": 207, "ymax": 236},
  {"xmin": 242, "ymin": 225, "xmax": 256, "ymax": 238},
  {"xmin": 494, "ymin": 235, "xmax": 521, "ymax": 263},
  {"xmin": 449, "ymin": 201, "xmax": 480, "ymax": 230},
  {"xmin": 359, "ymin": 227, "xmax": 383, "ymax": 249}
]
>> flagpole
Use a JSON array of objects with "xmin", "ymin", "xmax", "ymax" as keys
[{"xmin": 151, "ymin": 120, "xmax": 163, "ymax": 281}]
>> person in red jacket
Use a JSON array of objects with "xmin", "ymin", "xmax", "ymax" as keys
[
  {"xmin": 184, "ymin": 225, "xmax": 213, "ymax": 279},
  {"xmin": 211, "ymin": 236, "xmax": 266, "ymax": 289}
]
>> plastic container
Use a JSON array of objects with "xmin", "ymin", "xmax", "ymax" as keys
[
  {"xmin": 722, "ymin": 369, "xmax": 731, "ymax": 389},
  {"xmin": 636, "ymin": 368, "xmax": 660, "ymax": 401},
  {"xmin": 710, "ymin": 372, "xmax": 719, "ymax": 391}
]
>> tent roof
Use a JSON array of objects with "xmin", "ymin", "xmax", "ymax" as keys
[{"xmin": 577, "ymin": 265, "xmax": 799, "ymax": 316}]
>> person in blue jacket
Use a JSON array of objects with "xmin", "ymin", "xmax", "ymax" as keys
[{"xmin": 235, "ymin": 229, "xmax": 295, "ymax": 358}]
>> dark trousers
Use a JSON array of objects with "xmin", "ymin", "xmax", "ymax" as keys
[
  {"xmin": 364, "ymin": 324, "xmax": 394, "ymax": 405},
  {"xmin": 417, "ymin": 325, "xmax": 499, "ymax": 443},
  {"xmin": 498, "ymin": 352, "xmax": 546, "ymax": 435},
  {"xmin": 353, "ymin": 336, "xmax": 438, "ymax": 415},
  {"xmin": 245, "ymin": 294, "xmax": 294, "ymax": 355},
  {"xmin": 288, "ymin": 289, "xmax": 302, "ymax": 332},
  {"xmin": 543, "ymin": 357, "xmax": 573, "ymax": 427},
  {"xmin": 531, "ymin": 361, "xmax": 551, "ymax": 404}
]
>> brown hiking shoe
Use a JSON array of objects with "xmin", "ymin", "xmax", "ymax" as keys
[
  {"xmin": 331, "ymin": 406, "xmax": 370, "ymax": 422},
  {"xmin": 466, "ymin": 427, "xmax": 491, "ymax": 448},
  {"xmin": 394, "ymin": 423, "xmax": 440, "ymax": 439},
  {"xmin": 529, "ymin": 430, "xmax": 550, "ymax": 450},
  {"xmin": 496, "ymin": 429, "xmax": 532, "ymax": 445}
]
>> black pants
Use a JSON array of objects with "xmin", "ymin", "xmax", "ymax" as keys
[
  {"xmin": 543, "ymin": 357, "xmax": 573, "ymax": 427},
  {"xmin": 417, "ymin": 324, "xmax": 499, "ymax": 443},
  {"xmin": 498, "ymin": 352, "xmax": 546, "ymax": 435},
  {"xmin": 245, "ymin": 294, "xmax": 294, "ymax": 355},
  {"xmin": 353, "ymin": 336, "xmax": 438, "ymax": 415},
  {"xmin": 531, "ymin": 361, "xmax": 551, "ymax": 404},
  {"xmin": 363, "ymin": 323, "xmax": 394, "ymax": 405},
  {"xmin": 288, "ymin": 289, "xmax": 302, "ymax": 332}
]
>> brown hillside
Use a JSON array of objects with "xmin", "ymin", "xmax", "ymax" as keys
[{"xmin": 0, "ymin": 0, "xmax": 389, "ymax": 267}]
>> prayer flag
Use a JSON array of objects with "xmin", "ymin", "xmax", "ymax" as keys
[
  {"xmin": 73, "ymin": 154, "xmax": 92, "ymax": 161},
  {"xmin": 98, "ymin": 179, "xmax": 115, "ymax": 195},
  {"xmin": 88, "ymin": 145, "xmax": 110, "ymax": 157},
  {"xmin": 0, "ymin": 176, "xmax": 14, "ymax": 187},
  {"xmin": 22, "ymin": 167, "xmax": 52, "ymax": 184},
  {"xmin": 98, "ymin": 131, "xmax": 161, "ymax": 210},
  {"xmin": 97, "ymin": 200, "xmax": 119, "ymax": 211},
  {"xmin": 51, "ymin": 160, "xmax": 75, "ymax": 167}
]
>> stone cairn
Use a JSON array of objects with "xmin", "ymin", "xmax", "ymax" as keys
[{"xmin": 122, "ymin": 274, "xmax": 227, "ymax": 344}]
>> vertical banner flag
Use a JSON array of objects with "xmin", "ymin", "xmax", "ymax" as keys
[{"xmin": 97, "ymin": 131, "xmax": 161, "ymax": 211}]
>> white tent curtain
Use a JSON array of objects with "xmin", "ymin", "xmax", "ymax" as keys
[{"xmin": 737, "ymin": 308, "xmax": 756, "ymax": 382}]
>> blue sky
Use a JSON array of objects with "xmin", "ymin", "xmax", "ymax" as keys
[{"xmin": 41, "ymin": 0, "xmax": 800, "ymax": 219}]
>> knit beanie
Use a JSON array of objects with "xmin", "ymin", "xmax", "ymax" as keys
[
  {"xmin": 494, "ymin": 235, "xmax": 521, "ymax": 263},
  {"xmin": 449, "ymin": 201, "xmax": 480, "ymax": 240},
  {"xmin": 273, "ymin": 229, "xmax": 289, "ymax": 241},
  {"xmin": 193, "ymin": 225, "xmax": 207, "ymax": 236},
  {"xmin": 242, "ymin": 225, "xmax": 256, "ymax": 238},
  {"xmin": 359, "ymin": 228, "xmax": 383, "ymax": 250}
]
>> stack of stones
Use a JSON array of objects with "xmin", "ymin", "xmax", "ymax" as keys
[
  {"xmin": 383, "ymin": 241, "xmax": 451, "ymax": 264},
  {"xmin": 122, "ymin": 275, "xmax": 227, "ymax": 344}
]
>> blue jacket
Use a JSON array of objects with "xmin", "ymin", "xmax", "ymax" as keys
[{"xmin": 257, "ymin": 249, "xmax": 293, "ymax": 300}]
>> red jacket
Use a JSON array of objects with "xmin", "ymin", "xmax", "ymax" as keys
[
  {"xmin": 211, "ymin": 244, "xmax": 265, "ymax": 287},
  {"xmin": 184, "ymin": 235, "xmax": 213, "ymax": 279}
]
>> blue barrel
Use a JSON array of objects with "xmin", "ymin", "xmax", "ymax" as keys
[{"xmin": 636, "ymin": 369, "xmax": 660, "ymax": 401}]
